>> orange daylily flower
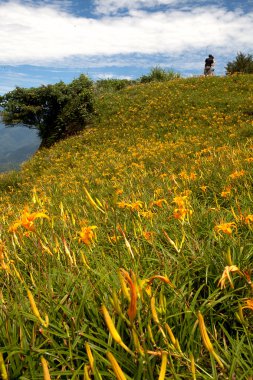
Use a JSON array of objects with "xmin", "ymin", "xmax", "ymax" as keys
[
  {"xmin": 128, "ymin": 201, "xmax": 143, "ymax": 211},
  {"xmin": 150, "ymin": 199, "xmax": 167, "ymax": 208},
  {"xmin": 197, "ymin": 311, "xmax": 224, "ymax": 369},
  {"xmin": 179, "ymin": 171, "xmax": 197, "ymax": 181},
  {"xmin": 218, "ymin": 265, "xmax": 241, "ymax": 289},
  {"xmin": 242, "ymin": 299, "xmax": 253, "ymax": 311},
  {"xmin": 120, "ymin": 269, "xmax": 137, "ymax": 322},
  {"xmin": 214, "ymin": 222, "xmax": 236, "ymax": 235},
  {"xmin": 148, "ymin": 275, "xmax": 175, "ymax": 288},
  {"xmin": 221, "ymin": 189, "xmax": 231, "ymax": 198},
  {"xmin": 244, "ymin": 157, "xmax": 253, "ymax": 163},
  {"xmin": 229, "ymin": 170, "xmax": 245, "ymax": 180},
  {"xmin": 117, "ymin": 200, "xmax": 143, "ymax": 211},
  {"xmin": 78, "ymin": 226, "xmax": 97, "ymax": 245},
  {"xmin": 117, "ymin": 201, "xmax": 128, "ymax": 209},
  {"xmin": 172, "ymin": 196, "xmax": 188, "ymax": 208},
  {"xmin": 200, "ymin": 185, "xmax": 208, "ymax": 192},
  {"xmin": 143, "ymin": 231, "xmax": 155, "ymax": 242},
  {"xmin": 173, "ymin": 208, "xmax": 192, "ymax": 220},
  {"xmin": 9, "ymin": 206, "xmax": 49, "ymax": 232},
  {"xmin": 245, "ymin": 214, "xmax": 253, "ymax": 224},
  {"xmin": 139, "ymin": 210, "xmax": 154, "ymax": 219},
  {"xmin": 0, "ymin": 241, "xmax": 8, "ymax": 270},
  {"xmin": 172, "ymin": 194, "xmax": 192, "ymax": 220},
  {"xmin": 106, "ymin": 352, "xmax": 128, "ymax": 380}
]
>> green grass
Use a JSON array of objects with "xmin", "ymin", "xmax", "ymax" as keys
[{"xmin": 0, "ymin": 75, "xmax": 252, "ymax": 379}]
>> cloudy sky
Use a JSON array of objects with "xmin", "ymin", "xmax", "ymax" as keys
[{"xmin": 0, "ymin": 0, "xmax": 252, "ymax": 94}]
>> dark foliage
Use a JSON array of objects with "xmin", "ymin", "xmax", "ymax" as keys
[
  {"xmin": 225, "ymin": 52, "xmax": 253, "ymax": 75},
  {"xmin": 0, "ymin": 75, "xmax": 95, "ymax": 147}
]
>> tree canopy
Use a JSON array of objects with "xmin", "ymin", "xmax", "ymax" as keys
[
  {"xmin": 0, "ymin": 74, "xmax": 95, "ymax": 147},
  {"xmin": 225, "ymin": 52, "xmax": 253, "ymax": 75}
]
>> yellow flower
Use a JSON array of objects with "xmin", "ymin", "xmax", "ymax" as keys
[
  {"xmin": 245, "ymin": 214, "xmax": 253, "ymax": 224},
  {"xmin": 242, "ymin": 299, "xmax": 253, "ymax": 311},
  {"xmin": 229, "ymin": 170, "xmax": 245, "ymax": 180},
  {"xmin": 138, "ymin": 210, "xmax": 154, "ymax": 219},
  {"xmin": 214, "ymin": 222, "xmax": 236, "ymax": 235},
  {"xmin": 218, "ymin": 265, "xmax": 241, "ymax": 289},
  {"xmin": 40, "ymin": 357, "xmax": 51, "ymax": 380},
  {"xmin": 197, "ymin": 311, "xmax": 224, "ymax": 369},
  {"xmin": 244, "ymin": 157, "xmax": 253, "ymax": 163},
  {"xmin": 27, "ymin": 289, "xmax": 49, "ymax": 327},
  {"xmin": 189, "ymin": 172, "xmax": 197, "ymax": 180},
  {"xmin": 172, "ymin": 194, "xmax": 192, "ymax": 220},
  {"xmin": 120, "ymin": 269, "xmax": 137, "ymax": 322},
  {"xmin": 117, "ymin": 200, "xmax": 143, "ymax": 210},
  {"xmin": 147, "ymin": 275, "xmax": 175, "ymax": 292},
  {"xmin": 179, "ymin": 171, "xmax": 188, "ymax": 180},
  {"xmin": 173, "ymin": 208, "xmax": 192, "ymax": 220},
  {"xmin": 85, "ymin": 342, "xmax": 94, "ymax": 372},
  {"xmin": 179, "ymin": 171, "xmax": 197, "ymax": 181},
  {"xmin": 0, "ymin": 352, "xmax": 8, "ymax": 380},
  {"xmin": 78, "ymin": 226, "xmax": 97, "ymax": 245},
  {"xmin": 173, "ymin": 196, "xmax": 188, "ymax": 208},
  {"xmin": 106, "ymin": 352, "xmax": 127, "ymax": 380},
  {"xmin": 117, "ymin": 201, "xmax": 128, "ymax": 209},
  {"xmin": 181, "ymin": 189, "xmax": 192, "ymax": 197},
  {"xmin": 158, "ymin": 351, "xmax": 168, "ymax": 380},
  {"xmin": 221, "ymin": 186, "xmax": 232, "ymax": 198},
  {"xmin": 128, "ymin": 201, "xmax": 143, "ymax": 211},
  {"xmin": 150, "ymin": 199, "xmax": 167, "ymax": 208},
  {"xmin": 221, "ymin": 189, "xmax": 231, "ymax": 198},
  {"xmin": 0, "ymin": 241, "xmax": 8, "ymax": 270},
  {"xmin": 9, "ymin": 206, "xmax": 49, "ymax": 232},
  {"xmin": 143, "ymin": 231, "xmax": 155, "ymax": 242},
  {"xmin": 200, "ymin": 185, "xmax": 208, "ymax": 192},
  {"xmin": 101, "ymin": 305, "xmax": 133, "ymax": 355},
  {"xmin": 108, "ymin": 234, "xmax": 121, "ymax": 244}
]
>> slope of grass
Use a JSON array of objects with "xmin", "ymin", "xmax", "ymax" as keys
[{"xmin": 0, "ymin": 75, "xmax": 252, "ymax": 379}]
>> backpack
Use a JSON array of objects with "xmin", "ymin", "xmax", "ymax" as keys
[{"xmin": 205, "ymin": 57, "xmax": 214, "ymax": 67}]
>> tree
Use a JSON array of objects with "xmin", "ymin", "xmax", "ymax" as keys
[
  {"xmin": 225, "ymin": 52, "xmax": 253, "ymax": 75},
  {"xmin": 0, "ymin": 75, "xmax": 95, "ymax": 147}
]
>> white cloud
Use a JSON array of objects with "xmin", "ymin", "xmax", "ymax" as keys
[
  {"xmin": 96, "ymin": 72, "xmax": 132, "ymax": 80},
  {"xmin": 0, "ymin": 1, "xmax": 252, "ymax": 67}
]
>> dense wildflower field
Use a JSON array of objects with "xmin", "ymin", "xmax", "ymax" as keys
[{"xmin": 0, "ymin": 75, "xmax": 252, "ymax": 379}]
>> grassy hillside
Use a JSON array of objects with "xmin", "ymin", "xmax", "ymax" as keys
[{"xmin": 0, "ymin": 75, "xmax": 252, "ymax": 379}]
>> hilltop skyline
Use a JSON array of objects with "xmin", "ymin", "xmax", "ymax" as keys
[{"xmin": 0, "ymin": 0, "xmax": 252, "ymax": 94}]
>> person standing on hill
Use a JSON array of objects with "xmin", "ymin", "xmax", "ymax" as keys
[{"xmin": 204, "ymin": 54, "xmax": 215, "ymax": 76}]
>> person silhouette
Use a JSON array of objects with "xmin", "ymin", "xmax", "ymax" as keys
[{"xmin": 204, "ymin": 54, "xmax": 215, "ymax": 76}]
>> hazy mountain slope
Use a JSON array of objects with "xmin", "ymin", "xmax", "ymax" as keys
[{"xmin": 0, "ymin": 122, "xmax": 40, "ymax": 172}]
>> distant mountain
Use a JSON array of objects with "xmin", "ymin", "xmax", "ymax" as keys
[{"xmin": 0, "ymin": 120, "xmax": 40, "ymax": 173}]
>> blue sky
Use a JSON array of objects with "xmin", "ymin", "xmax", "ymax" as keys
[{"xmin": 0, "ymin": 0, "xmax": 252, "ymax": 94}]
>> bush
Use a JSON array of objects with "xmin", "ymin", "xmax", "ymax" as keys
[
  {"xmin": 0, "ymin": 75, "xmax": 95, "ymax": 147},
  {"xmin": 95, "ymin": 78, "xmax": 135, "ymax": 93},
  {"xmin": 225, "ymin": 52, "xmax": 253, "ymax": 75},
  {"xmin": 139, "ymin": 66, "xmax": 181, "ymax": 83}
]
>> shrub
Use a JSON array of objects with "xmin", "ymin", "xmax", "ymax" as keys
[
  {"xmin": 139, "ymin": 66, "xmax": 181, "ymax": 83},
  {"xmin": 0, "ymin": 75, "xmax": 95, "ymax": 147},
  {"xmin": 225, "ymin": 52, "xmax": 253, "ymax": 75}
]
